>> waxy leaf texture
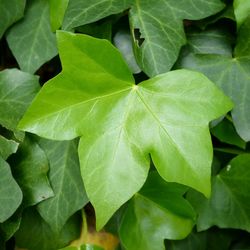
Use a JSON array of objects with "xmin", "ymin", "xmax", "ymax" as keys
[{"xmin": 19, "ymin": 31, "xmax": 233, "ymax": 229}]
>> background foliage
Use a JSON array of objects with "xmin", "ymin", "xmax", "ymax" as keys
[{"xmin": 0, "ymin": 0, "xmax": 250, "ymax": 249}]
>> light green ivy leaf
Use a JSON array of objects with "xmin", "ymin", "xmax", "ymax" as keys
[
  {"xmin": 37, "ymin": 138, "xmax": 88, "ymax": 233},
  {"xmin": 62, "ymin": 0, "xmax": 224, "ymax": 76},
  {"xmin": 234, "ymin": 0, "xmax": 250, "ymax": 28},
  {"xmin": 188, "ymin": 154, "xmax": 250, "ymax": 232},
  {"xmin": 19, "ymin": 31, "xmax": 232, "ymax": 229},
  {"xmin": 49, "ymin": 0, "xmax": 69, "ymax": 31},
  {"xmin": 9, "ymin": 135, "xmax": 54, "ymax": 207},
  {"xmin": 0, "ymin": 69, "xmax": 40, "ymax": 131},
  {"xmin": 178, "ymin": 16, "xmax": 250, "ymax": 141},
  {"xmin": 119, "ymin": 172, "xmax": 196, "ymax": 250},
  {"xmin": 6, "ymin": 0, "xmax": 58, "ymax": 74},
  {"xmin": 0, "ymin": 0, "xmax": 26, "ymax": 38},
  {"xmin": 0, "ymin": 157, "xmax": 22, "ymax": 223}
]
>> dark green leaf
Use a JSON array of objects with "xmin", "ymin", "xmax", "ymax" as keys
[
  {"xmin": 211, "ymin": 118, "xmax": 246, "ymax": 149},
  {"xmin": 37, "ymin": 139, "xmax": 88, "ymax": 233},
  {"xmin": 19, "ymin": 31, "xmax": 232, "ymax": 229},
  {"xmin": 119, "ymin": 172, "xmax": 195, "ymax": 250},
  {"xmin": 0, "ymin": 69, "xmax": 40, "ymax": 131},
  {"xmin": 0, "ymin": 157, "xmax": 22, "ymax": 222},
  {"xmin": 9, "ymin": 136, "xmax": 54, "ymax": 207},
  {"xmin": 6, "ymin": 0, "xmax": 58, "ymax": 74},
  {"xmin": 62, "ymin": 0, "xmax": 224, "ymax": 76},
  {"xmin": 0, "ymin": 0, "xmax": 25, "ymax": 38},
  {"xmin": 178, "ymin": 16, "xmax": 250, "ymax": 141},
  {"xmin": 0, "ymin": 135, "xmax": 18, "ymax": 160},
  {"xmin": 188, "ymin": 154, "xmax": 250, "ymax": 232},
  {"xmin": 15, "ymin": 207, "xmax": 81, "ymax": 250}
]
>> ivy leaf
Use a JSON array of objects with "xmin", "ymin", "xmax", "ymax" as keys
[
  {"xmin": 18, "ymin": 31, "xmax": 233, "ymax": 229},
  {"xmin": 9, "ymin": 136, "xmax": 54, "ymax": 207},
  {"xmin": 15, "ymin": 207, "xmax": 81, "ymax": 250},
  {"xmin": 0, "ymin": 157, "xmax": 22, "ymax": 223},
  {"xmin": 234, "ymin": 0, "xmax": 250, "ymax": 28},
  {"xmin": 119, "ymin": 172, "xmax": 196, "ymax": 250},
  {"xmin": 0, "ymin": 69, "xmax": 40, "ymax": 131},
  {"xmin": 62, "ymin": 0, "xmax": 224, "ymax": 76},
  {"xmin": 6, "ymin": 0, "xmax": 58, "ymax": 74},
  {"xmin": 0, "ymin": 0, "xmax": 25, "ymax": 38},
  {"xmin": 37, "ymin": 139, "xmax": 88, "ymax": 233},
  {"xmin": 178, "ymin": 16, "xmax": 250, "ymax": 141},
  {"xmin": 0, "ymin": 135, "xmax": 18, "ymax": 160},
  {"xmin": 61, "ymin": 245, "xmax": 103, "ymax": 250},
  {"xmin": 188, "ymin": 154, "xmax": 250, "ymax": 232},
  {"xmin": 49, "ymin": 0, "xmax": 69, "ymax": 31}
]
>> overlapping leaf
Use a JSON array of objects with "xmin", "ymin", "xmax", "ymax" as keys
[
  {"xmin": 188, "ymin": 154, "xmax": 250, "ymax": 232},
  {"xmin": 19, "ymin": 31, "xmax": 232, "ymax": 229},
  {"xmin": 0, "ymin": 0, "xmax": 25, "ymax": 38},
  {"xmin": 178, "ymin": 16, "xmax": 250, "ymax": 141},
  {"xmin": 62, "ymin": 0, "xmax": 224, "ymax": 76},
  {"xmin": 234, "ymin": 0, "xmax": 250, "ymax": 28},
  {"xmin": 0, "ymin": 69, "xmax": 40, "ymax": 131},
  {"xmin": 6, "ymin": 0, "xmax": 58, "ymax": 74},
  {"xmin": 9, "ymin": 136, "xmax": 54, "ymax": 207},
  {"xmin": 0, "ymin": 157, "xmax": 22, "ymax": 223},
  {"xmin": 37, "ymin": 139, "xmax": 88, "ymax": 233},
  {"xmin": 0, "ymin": 135, "xmax": 18, "ymax": 160},
  {"xmin": 119, "ymin": 172, "xmax": 196, "ymax": 250}
]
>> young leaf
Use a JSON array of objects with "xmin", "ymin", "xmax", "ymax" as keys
[
  {"xmin": 188, "ymin": 154, "xmax": 250, "ymax": 232},
  {"xmin": 0, "ymin": 0, "xmax": 25, "ymax": 38},
  {"xmin": 19, "ymin": 31, "xmax": 233, "ymax": 229},
  {"xmin": 60, "ymin": 245, "xmax": 103, "ymax": 250},
  {"xmin": 9, "ymin": 136, "xmax": 54, "ymax": 207},
  {"xmin": 15, "ymin": 207, "xmax": 81, "ymax": 250},
  {"xmin": 49, "ymin": 0, "xmax": 69, "ymax": 31},
  {"xmin": 119, "ymin": 172, "xmax": 196, "ymax": 250},
  {"xmin": 234, "ymin": 0, "xmax": 250, "ymax": 28},
  {"xmin": 62, "ymin": 0, "xmax": 224, "ymax": 76},
  {"xmin": 0, "ymin": 69, "xmax": 40, "ymax": 131},
  {"xmin": 37, "ymin": 139, "xmax": 88, "ymax": 233},
  {"xmin": 6, "ymin": 0, "xmax": 58, "ymax": 74},
  {"xmin": 178, "ymin": 16, "xmax": 250, "ymax": 141},
  {"xmin": 0, "ymin": 157, "xmax": 22, "ymax": 223},
  {"xmin": 0, "ymin": 135, "xmax": 18, "ymax": 160}
]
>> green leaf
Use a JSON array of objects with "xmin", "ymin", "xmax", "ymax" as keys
[
  {"xmin": 119, "ymin": 172, "xmax": 195, "ymax": 250},
  {"xmin": 19, "ymin": 31, "xmax": 233, "ymax": 229},
  {"xmin": 9, "ymin": 136, "xmax": 54, "ymax": 207},
  {"xmin": 0, "ymin": 0, "xmax": 25, "ymax": 38},
  {"xmin": 0, "ymin": 135, "xmax": 18, "ymax": 160},
  {"xmin": 114, "ymin": 29, "xmax": 141, "ymax": 74},
  {"xmin": 15, "ymin": 207, "xmax": 81, "ymax": 250},
  {"xmin": 188, "ymin": 154, "xmax": 250, "ymax": 232},
  {"xmin": 37, "ymin": 139, "xmax": 88, "ymax": 233},
  {"xmin": 0, "ymin": 157, "xmax": 22, "ymax": 222},
  {"xmin": 178, "ymin": 17, "xmax": 250, "ymax": 141},
  {"xmin": 211, "ymin": 118, "xmax": 246, "ymax": 149},
  {"xmin": 6, "ymin": 0, "xmax": 58, "ymax": 74},
  {"xmin": 0, "ymin": 69, "xmax": 40, "ymax": 131},
  {"xmin": 60, "ymin": 245, "xmax": 103, "ymax": 250},
  {"xmin": 62, "ymin": 0, "xmax": 224, "ymax": 76},
  {"xmin": 234, "ymin": 0, "xmax": 250, "ymax": 28},
  {"xmin": 49, "ymin": 0, "xmax": 69, "ymax": 31}
]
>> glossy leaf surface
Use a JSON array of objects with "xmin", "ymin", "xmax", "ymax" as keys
[
  {"xmin": 234, "ymin": 0, "xmax": 250, "ymax": 28},
  {"xmin": 6, "ymin": 0, "xmax": 58, "ymax": 73},
  {"xmin": 19, "ymin": 31, "xmax": 232, "ymax": 229},
  {"xmin": 37, "ymin": 139, "xmax": 88, "ymax": 233},
  {"xmin": 119, "ymin": 172, "xmax": 195, "ymax": 250},
  {"xmin": 0, "ymin": 157, "xmax": 22, "ymax": 222},
  {"xmin": 188, "ymin": 154, "xmax": 250, "ymax": 232}
]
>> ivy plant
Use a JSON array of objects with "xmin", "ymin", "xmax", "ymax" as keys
[{"xmin": 0, "ymin": 0, "xmax": 250, "ymax": 250}]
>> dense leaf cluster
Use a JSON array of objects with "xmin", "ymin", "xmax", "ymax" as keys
[{"xmin": 0, "ymin": 0, "xmax": 250, "ymax": 249}]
